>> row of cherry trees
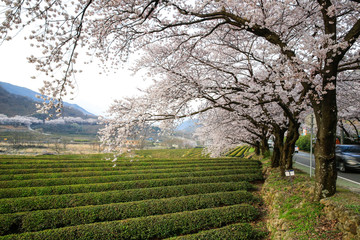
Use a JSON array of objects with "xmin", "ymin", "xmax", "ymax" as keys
[
  {"xmin": 0, "ymin": 114, "xmax": 98, "ymax": 126},
  {"xmin": 1, "ymin": 0, "xmax": 360, "ymax": 200}
]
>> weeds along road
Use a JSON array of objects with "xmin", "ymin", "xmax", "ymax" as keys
[{"xmin": 293, "ymin": 151, "xmax": 360, "ymax": 188}]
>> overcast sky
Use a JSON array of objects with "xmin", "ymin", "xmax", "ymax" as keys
[{"xmin": 0, "ymin": 33, "xmax": 149, "ymax": 116}]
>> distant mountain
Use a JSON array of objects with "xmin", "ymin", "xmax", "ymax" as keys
[
  {"xmin": 0, "ymin": 82, "xmax": 95, "ymax": 118},
  {"xmin": 0, "ymin": 82, "xmax": 94, "ymax": 116},
  {"xmin": 176, "ymin": 119, "xmax": 200, "ymax": 133}
]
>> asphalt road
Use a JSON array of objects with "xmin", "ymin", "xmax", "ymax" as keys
[{"xmin": 293, "ymin": 151, "xmax": 360, "ymax": 185}]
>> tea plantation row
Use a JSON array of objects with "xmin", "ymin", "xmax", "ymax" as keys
[{"xmin": 0, "ymin": 152, "xmax": 265, "ymax": 239}]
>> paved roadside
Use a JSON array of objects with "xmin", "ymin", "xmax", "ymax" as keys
[{"xmin": 294, "ymin": 162, "xmax": 360, "ymax": 194}]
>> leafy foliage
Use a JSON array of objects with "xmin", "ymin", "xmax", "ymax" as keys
[
  {"xmin": 296, "ymin": 135, "xmax": 311, "ymax": 152},
  {"xmin": 0, "ymin": 153, "xmax": 265, "ymax": 239}
]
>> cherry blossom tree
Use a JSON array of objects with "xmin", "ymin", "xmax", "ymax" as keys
[
  {"xmin": 195, "ymin": 108, "xmax": 270, "ymax": 157},
  {"xmin": 2, "ymin": 0, "xmax": 360, "ymax": 201},
  {"xmin": 337, "ymin": 80, "xmax": 360, "ymax": 143}
]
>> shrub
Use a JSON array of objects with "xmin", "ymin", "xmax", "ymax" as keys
[
  {"xmin": 0, "ymin": 181, "xmax": 254, "ymax": 214},
  {"xmin": 0, "ymin": 159, "xmax": 257, "ymax": 171},
  {"xmin": 0, "ymin": 161, "xmax": 255, "ymax": 175},
  {"xmin": 0, "ymin": 165, "xmax": 245, "ymax": 181},
  {"xmin": 296, "ymin": 135, "xmax": 311, "ymax": 152},
  {"xmin": 0, "ymin": 168, "xmax": 261, "ymax": 189},
  {"xmin": 1, "ymin": 204, "xmax": 259, "ymax": 240},
  {"xmin": 0, "ymin": 190, "xmax": 259, "ymax": 235},
  {"xmin": 0, "ymin": 171, "xmax": 262, "ymax": 198},
  {"xmin": 168, "ymin": 222, "xmax": 266, "ymax": 240}
]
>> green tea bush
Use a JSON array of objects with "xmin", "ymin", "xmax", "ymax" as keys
[
  {"xmin": 235, "ymin": 146, "xmax": 250, "ymax": 157},
  {"xmin": 0, "ymin": 191, "xmax": 259, "ymax": 235},
  {"xmin": 228, "ymin": 146, "xmax": 245, "ymax": 157},
  {"xmin": 167, "ymin": 222, "xmax": 266, "ymax": 240},
  {"xmin": 0, "ymin": 168, "xmax": 261, "ymax": 189},
  {"xmin": 0, "ymin": 172, "xmax": 262, "ymax": 198},
  {"xmin": 0, "ymin": 165, "xmax": 245, "ymax": 181},
  {"xmin": 0, "ymin": 181, "xmax": 254, "ymax": 214},
  {"xmin": 0, "ymin": 161, "xmax": 255, "ymax": 175},
  {"xmin": 0, "ymin": 160, "xmax": 259, "ymax": 176},
  {"xmin": 1, "ymin": 204, "xmax": 259, "ymax": 240},
  {"xmin": 0, "ymin": 159, "xmax": 257, "ymax": 170}
]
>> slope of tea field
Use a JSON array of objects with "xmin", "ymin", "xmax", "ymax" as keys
[{"xmin": 0, "ymin": 153, "xmax": 266, "ymax": 239}]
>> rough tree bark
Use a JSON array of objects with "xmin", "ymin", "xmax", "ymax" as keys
[
  {"xmin": 279, "ymin": 121, "xmax": 300, "ymax": 177},
  {"xmin": 313, "ymin": 89, "xmax": 338, "ymax": 201},
  {"xmin": 271, "ymin": 126, "xmax": 285, "ymax": 168}
]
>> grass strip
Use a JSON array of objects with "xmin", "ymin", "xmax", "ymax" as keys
[
  {"xmin": 0, "ymin": 181, "xmax": 253, "ymax": 214},
  {"xmin": 0, "ymin": 190, "xmax": 259, "ymax": 235},
  {"xmin": 0, "ymin": 168, "xmax": 261, "ymax": 189},
  {"xmin": 0, "ymin": 204, "xmax": 259, "ymax": 240},
  {"xmin": 167, "ymin": 222, "xmax": 266, "ymax": 240},
  {"xmin": 0, "ymin": 172, "xmax": 262, "ymax": 198}
]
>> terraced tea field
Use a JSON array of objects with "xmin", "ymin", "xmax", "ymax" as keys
[
  {"xmin": 0, "ymin": 153, "xmax": 265, "ymax": 239},
  {"xmin": 226, "ymin": 146, "xmax": 251, "ymax": 158}
]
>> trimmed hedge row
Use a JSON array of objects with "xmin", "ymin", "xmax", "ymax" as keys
[
  {"xmin": 235, "ymin": 146, "xmax": 250, "ymax": 157},
  {"xmin": 0, "ymin": 154, "xmax": 110, "ymax": 161},
  {"xmin": 0, "ymin": 157, "xmax": 252, "ymax": 165},
  {"xmin": 226, "ymin": 146, "xmax": 244, "ymax": 156},
  {"xmin": 0, "ymin": 159, "xmax": 258, "ymax": 170},
  {"xmin": 0, "ymin": 168, "xmax": 261, "ymax": 189},
  {"xmin": 0, "ymin": 165, "xmax": 246, "ymax": 181},
  {"xmin": 0, "ymin": 172, "xmax": 262, "ymax": 198},
  {"xmin": 0, "ymin": 160, "xmax": 112, "ymax": 165},
  {"xmin": 0, "ymin": 161, "xmax": 258, "ymax": 175},
  {"xmin": 0, "ymin": 181, "xmax": 253, "ymax": 213},
  {"xmin": 0, "ymin": 190, "xmax": 259, "ymax": 235},
  {"xmin": 167, "ymin": 222, "xmax": 266, "ymax": 240},
  {"xmin": 0, "ymin": 204, "xmax": 259, "ymax": 240},
  {"xmin": 0, "ymin": 157, "xmax": 242, "ymax": 164},
  {"xmin": 228, "ymin": 146, "xmax": 248, "ymax": 157}
]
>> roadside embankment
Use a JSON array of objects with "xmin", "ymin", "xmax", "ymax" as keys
[{"xmin": 261, "ymin": 165, "xmax": 359, "ymax": 239}]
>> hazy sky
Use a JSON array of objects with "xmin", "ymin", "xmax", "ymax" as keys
[{"xmin": 0, "ymin": 33, "xmax": 148, "ymax": 116}]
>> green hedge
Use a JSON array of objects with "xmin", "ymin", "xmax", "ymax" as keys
[
  {"xmin": 0, "ymin": 172, "xmax": 262, "ymax": 198},
  {"xmin": 0, "ymin": 190, "xmax": 259, "ymax": 235},
  {"xmin": 0, "ymin": 154, "xmax": 110, "ymax": 161},
  {"xmin": 0, "ymin": 181, "xmax": 254, "ymax": 214},
  {"xmin": 0, "ymin": 165, "xmax": 246, "ymax": 181},
  {"xmin": 0, "ymin": 162, "xmax": 256, "ymax": 175},
  {"xmin": 295, "ymin": 135, "xmax": 311, "ymax": 152},
  {"xmin": 0, "ymin": 204, "xmax": 259, "ymax": 240},
  {"xmin": 0, "ymin": 157, "xmax": 253, "ymax": 166},
  {"xmin": 0, "ymin": 168, "xmax": 261, "ymax": 189},
  {"xmin": 228, "ymin": 146, "xmax": 245, "ymax": 157},
  {"xmin": 227, "ymin": 146, "xmax": 252, "ymax": 157},
  {"xmin": 0, "ymin": 157, "xmax": 241, "ymax": 164},
  {"xmin": 0, "ymin": 159, "xmax": 259, "ymax": 170},
  {"xmin": 235, "ymin": 146, "xmax": 250, "ymax": 157},
  {"xmin": 167, "ymin": 222, "xmax": 266, "ymax": 240},
  {"xmin": 0, "ymin": 160, "xmax": 110, "ymax": 165},
  {"xmin": 225, "ymin": 146, "xmax": 243, "ymax": 156}
]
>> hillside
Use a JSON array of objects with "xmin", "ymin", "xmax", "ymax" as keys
[
  {"xmin": 0, "ymin": 82, "xmax": 94, "ymax": 118},
  {"xmin": 0, "ymin": 85, "xmax": 38, "ymax": 117}
]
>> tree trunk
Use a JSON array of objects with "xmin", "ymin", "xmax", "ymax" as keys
[
  {"xmin": 260, "ymin": 135, "xmax": 269, "ymax": 156},
  {"xmin": 254, "ymin": 141, "xmax": 261, "ymax": 155},
  {"xmin": 271, "ymin": 127, "xmax": 285, "ymax": 168},
  {"xmin": 280, "ymin": 121, "xmax": 300, "ymax": 174},
  {"xmin": 313, "ymin": 90, "xmax": 338, "ymax": 201}
]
